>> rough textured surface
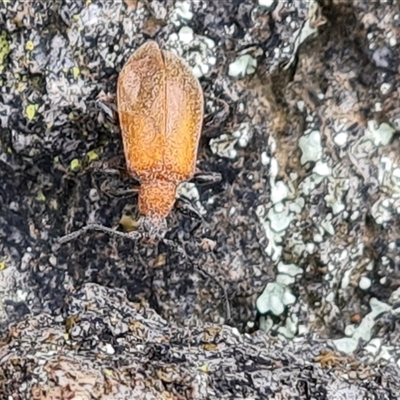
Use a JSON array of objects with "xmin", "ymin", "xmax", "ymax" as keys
[
  {"xmin": 0, "ymin": 283, "xmax": 398, "ymax": 399},
  {"xmin": 0, "ymin": 0, "xmax": 400, "ymax": 398}
]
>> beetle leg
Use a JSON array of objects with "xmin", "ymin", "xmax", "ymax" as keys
[
  {"xmin": 175, "ymin": 197, "xmax": 203, "ymax": 220},
  {"xmin": 57, "ymin": 224, "xmax": 142, "ymax": 244},
  {"xmin": 202, "ymin": 97, "xmax": 230, "ymax": 138},
  {"xmin": 90, "ymin": 155, "xmax": 140, "ymax": 198},
  {"xmin": 91, "ymin": 155, "xmax": 126, "ymax": 173},
  {"xmin": 85, "ymin": 155, "xmax": 126, "ymax": 177},
  {"xmin": 102, "ymin": 155, "xmax": 125, "ymax": 169},
  {"xmin": 96, "ymin": 92, "xmax": 117, "ymax": 117},
  {"xmin": 100, "ymin": 179, "xmax": 139, "ymax": 198},
  {"xmin": 192, "ymin": 171, "xmax": 222, "ymax": 185}
]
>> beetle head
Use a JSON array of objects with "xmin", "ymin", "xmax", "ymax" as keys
[{"xmin": 139, "ymin": 215, "xmax": 168, "ymax": 242}]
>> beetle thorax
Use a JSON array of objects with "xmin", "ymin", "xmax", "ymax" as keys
[{"xmin": 139, "ymin": 179, "xmax": 177, "ymax": 219}]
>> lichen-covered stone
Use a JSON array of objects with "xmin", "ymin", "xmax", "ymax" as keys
[{"xmin": 1, "ymin": 1, "xmax": 400, "ymax": 398}]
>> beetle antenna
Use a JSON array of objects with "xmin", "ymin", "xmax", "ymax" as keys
[
  {"xmin": 58, "ymin": 224, "xmax": 142, "ymax": 244},
  {"xmin": 57, "ymin": 223, "xmax": 185, "ymax": 256}
]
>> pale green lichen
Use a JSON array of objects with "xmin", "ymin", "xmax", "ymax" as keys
[
  {"xmin": 228, "ymin": 54, "xmax": 257, "ymax": 78},
  {"xmin": 377, "ymin": 157, "xmax": 400, "ymax": 195},
  {"xmin": 320, "ymin": 216, "xmax": 335, "ymax": 235},
  {"xmin": 167, "ymin": 31, "xmax": 216, "ymax": 79},
  {"xmin": 334, "ymin": 132, "xmax": 348, "ymax": 147},
  {"xmin": 36, "ymin": 190, "xmax": 46, "ymax": 203},
  {"xmin": 0, "ymin": 31, "xmax": 10, "ymax": 68},
  {"xmin": 26, "ymin": 104, "xmax": 39, "ymax": 121},
  {"xmin": 235, "ymin": 122, "xmax": 252, "ymax": 147},
  {"xmin": 178, "ymin": 26, "xmax": 194, "ymax": 44},
  {"xmin": 258, "ymin": 0, "xmax": 275, "ymax": 8},
  {"xmin": 299, "ymin": 173, "xmax": 325, "ymax": 195},
  {"xmin": 256, "ymin": 282, "xmax": 296, "ymax": 316},
  {"xmin": 268, "ymin": 201, "xmax": 302, "ymax": 232},
  {"xmin": 72, "ymin": 66, "xmax": 80, "ymax": 79},
  {"xmin": 209, "ymin": 123, "xmax": 252, "ymax": 159},
  {"xmin": 257, "ymin": 196, "xmax": 304, "ymax": 262},
  {"xmin": 333, "ymin": 298, "xmax": 392, "ymax": 354},
  {"xmin": 257, "ymin": 263, "xmax": 301, "ymax": 326},
  {"xmin": 86, "ymin": 150, "xmax": 99, "ymax": 162},
  {"xmin": 324, "ymin": 165, "xmax": 349, "ymax": 215},
  {"xmin": 172, "ymin": 0, "xmax": 193, "ymax": 23},
  {"xmin": 365, "ymin": 120, "xmax": 396, "ymax": 146},
  {"xmin": 270, "ymin": 181, "xmax": 289, "ymax": 204},
  {"xmin": 277, "ymin": 262, "xmax": 303, "ymax": 277},
  {"xmin": 25, "ymin": 40, "xmax": 34, "ymax": 51},
  {"xmin": 389, "ymin": 286, "xmax": 400, "ymax": 304},
  {"xmin": 371, "ymin": 156, "xmax": 400, "ymax": 224},
  {"xmin": 16, "ymin": 289, "xmax": 28, "ymax": 302},
  {"xmin": 209, "ymin": 133, "xmax": 237, "ymax": 159},
  {"xmin": 313, "ymin": 161, "xmax": 332, "ymax": 177},
  {"xmin": 371, "ymin": 198, "xmax": 393, "ymax": 224},
  {"xmin": 299, "ymin": 130, "xmax": 322, "ymax": 164},
  {"xmin": 276, "ymin": 274, "xmax": 295, "ymax": 286},
  {"xmin": 277, "ymin": 314, "xmax": 299, "ymax": 340},
  {"xmin": 70, "ymin": 158, "xmax": 82, "ymax": 172}
]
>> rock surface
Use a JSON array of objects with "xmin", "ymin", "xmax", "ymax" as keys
[
  {"xmin": 0, "ymin": 0, "xmax": 400, "ymax": 398},
  {"xmin": 0, "ymin": 283, "xmax": 397, "ymax": 399}
]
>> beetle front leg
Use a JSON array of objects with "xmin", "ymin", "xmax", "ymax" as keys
[{"xmin": 192, "ymin": 170, "xmax": 222, "ymax": 185}]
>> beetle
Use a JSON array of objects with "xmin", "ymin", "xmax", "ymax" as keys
[
  {"xmin": 118, "ymin": 40, "xmax": 204, "ymax": 238},
  {"xmin": 59, "ymin": 40, "xmax": 204, "ymax": 245}
]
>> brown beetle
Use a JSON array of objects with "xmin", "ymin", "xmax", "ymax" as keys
[
  {"xmin": 117, "ymin": 40, "xmax": 204, "ymax": 237},
  {"xmin": 59, "ymin": 41, "xmax": 204, "ymax": 244}
]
